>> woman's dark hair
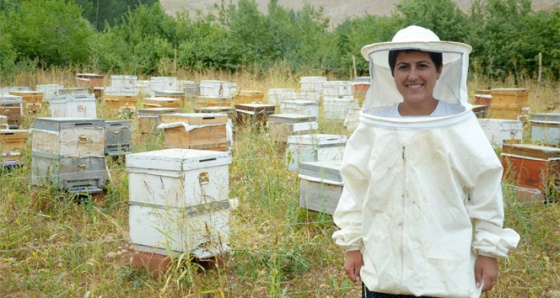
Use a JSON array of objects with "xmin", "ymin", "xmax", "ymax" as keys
[{"xmin": 388, "ymin": 50, "xmax": 443, "ymax": 76}]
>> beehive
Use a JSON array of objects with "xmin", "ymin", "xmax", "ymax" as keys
[
  {"xmin": 31, "ymin": 117, "xmax": 106, "ymax": 193},
  {"xmin": 159, "ymin": 113, "xmax": 229, "ymax": 151},
  {"xmin": 142, "ymin": 97, "xmax": 181, "ymax": 109},
  {"xmin": 35, "ymin": 84, "xmax": 64, "ymax": 102},
  {"xmin": 280, "ymin": 100, "xmax": 319, "ymax": 119},
  {"xmin": 285, "ymin": 134, "xmax": 347, "ymax": 171},
  {"xmin": 103, "ymin": 92, "xmax": 138, "ymax": 118},
  {"xmin": 489, "ymin": 88, "xmax": 529, "ymax": 120},
  {"xmin": 501, "ymin": 143, "xmax": 560, "ymax": 190},
  {"xmin": 530, "ymin": 113, "xmax": 560, "ymax": 146},
  {"xmin": 267, "ymin": 113, "xmax": 318, "ymax": 143},
  {"xmin": 76, "ymin": 73, "xmax": 105, "ymax": 88},
  {"xmin": 0, "ymin": 94, "xmax": 23, "ymax": 129},
  {"xmin": 104, "ymin": 120, "xmax": 132, "ymax": 156},
  {"xmin": 478, "ymin": 118, "xmax": 523, "ymax": 149},
  {"xmin": 298, "ymin": 160, "xmax": 344, "ymax": 215},
  {"xmin": 49, "ymin": 94, "xmax": 97, "ymax": 118},
  {"xmin": 267, "ymin": 88, "xmax": 296, "ymax": 106},
  {"xmin": 0, "ymin": 129, "xmax": 29, "ymax": 166},
  {"xmin": 322, "ymin": 81, "xmax": 353, "ymax": 99},
  {"xmin": 323, "ymin": 98, "xmax": 359, "ymax": 120},
  {"xmin": 137, "ymin": 108, "xmax": 181, "ymax": 134},
  {"xmin": 10, "ymin": 90, "xmax": 44, "ymax": 114},
  {"xmin": 235, "ymin": 103, "xmax": 275, "ymax": 126},
  {"xmin": 127, "ymin": 148, "xmax": 232, "ymax": 258},
  {"xmin": 235, "ymin": 90, "xmax": 265, "ymax": 104}
]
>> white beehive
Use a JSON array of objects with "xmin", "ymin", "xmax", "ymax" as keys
[
  {"xmin": 267, "ymin": 88, "xmax": 296, "ymax": 106},
  {"xmin": 199, "ymin": 80, "xmax": 236, "ymax": 98},
  {"xmin": 127, "ymin": 148, "xmax": 232, "ymax": 257},
  {"xmin": 322, "ymin": 81, "xmax": 353, "ymax": 99},
  {"xmin": 530, "ymin": 113, "xmax": 560, "ymax": 146},
  {"xmin": 298, "ymin": 160, "xmax": 344, "ymax": 215},
  {"xmin": 478, "ymin": 118, "xmax": 523, "ymax": 149},
  {"xmin": 323, "ymin": 97, "xmax": 359, "ymax": 120},
  {"xmin": 286, "ymin": 134, "xmax": 347, "ymax": 171},
  {"xmin": 35, "ymin": 84, "xmax": 64, "ymax": 102},
  {"xmin": 49, "ymin": 94, "xmax": 97, "ymax": 118},
  {"xmin": 280, "ymin": 100, "xmax": 319, "ymax": 119},
  {"xmin": 267, "ymin": 113, "xmax": 318, "ymax": 143}
]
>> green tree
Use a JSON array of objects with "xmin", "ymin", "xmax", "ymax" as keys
[{"xmin": 2, "ymin": 0, "xmax": 94, "ymax": 68}]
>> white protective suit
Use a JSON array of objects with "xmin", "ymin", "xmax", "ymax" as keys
[{"xmin": 332, "ymin": 26, "xmax": 520, "ymax": 297}]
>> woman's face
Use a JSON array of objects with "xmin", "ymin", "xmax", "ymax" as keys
[{"xmin": 393, "ymin": 51, "xmax": 442, "ymax": 104}]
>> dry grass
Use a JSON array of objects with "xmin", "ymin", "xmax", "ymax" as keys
[{"xmin": 0, "ymin": 68, "xmax": 559, "ymax": 297}]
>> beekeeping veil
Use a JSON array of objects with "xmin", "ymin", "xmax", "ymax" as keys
[{"xmin": 361, "ymin": 25, "xmax": 472, "ymax": 115}]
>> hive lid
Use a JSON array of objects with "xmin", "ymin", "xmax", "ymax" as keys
[
  {"xmin": 126, "ymin": 148, "xmax": 232, "ymax": 172},
  {"xmin": 287, "ymin": 134, "xmax": 347, "ymax": 145},
  {"xmin": 299, "ymin": 160, "xmax": 343, "ymax": 183},
  {"xmin": 268, "ymin": 113, "xmax": 317, "ymax": 123},
  {"xmin": 501, "ymin": 143, "xmax": 560, "ymax": 159}
]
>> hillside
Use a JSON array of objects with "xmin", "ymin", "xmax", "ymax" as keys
[{"xmin": 161, "ymin": 0, "xmax": 558, "ymax": 26}]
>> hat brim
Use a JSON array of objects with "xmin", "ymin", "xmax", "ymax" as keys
[{"xmin": 361, "ymin": 41, "xmax": 472, "ymax": 61}]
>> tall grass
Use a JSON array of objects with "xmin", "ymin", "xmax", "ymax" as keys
[{"xmin": 0, "ymin": 68, "xmax": 559, "ymax": 297}]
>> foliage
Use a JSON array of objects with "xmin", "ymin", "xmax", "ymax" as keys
[
  {"xmin": 0, "ymin": 0, "xmax": 94, "ymax": 69},
  {"xmin": 0, "ymin": 0, "xmax": 559, "ymax": 79}
]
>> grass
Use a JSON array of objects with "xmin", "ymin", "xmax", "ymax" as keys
[{"xmin": 0, "ymin": 68, "xmax": 559, "ymax": 297}]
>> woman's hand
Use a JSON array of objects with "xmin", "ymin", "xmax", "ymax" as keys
[
  {"xmin": 475, "ymin": 255, "xmax": 498, "ymax": 291},
  {"xmin": 344, "ymin": 250, "xmax": 363, "ymax": 283}
]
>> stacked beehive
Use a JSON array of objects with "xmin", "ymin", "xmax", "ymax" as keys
[
  {"xmin": 267, "ymin": 114, "xmax": 318, "ymax": 143},
  {"xmin": 0, "ymin": 94, "xmax": 23, "ymax": 129},
  {"xmin": 285, "ymin": 134, "xmax": 347, "ymax": 171},
  {"xmin": 126, "ymin": 149, "xmax": 232, "ymax": 258},
  {"xmin": 104, "ymin": 120, "xmax": 132, "ymax": 157},
  {"xmin": 158, "ymin": 113, "xmax": 230, "ymax": 152},
  {"xmin": 9, "ymin": 90, "xmax": 44, "ymax": 114},
  {"xmin": 31, "ymin": 117, "xmax": 106, "ymax": 194},
  {"xmin": 322, "ymin": 81, "xmax": 358, "ymax": 120},
  {"xmin": 0, "ymin": 126, "xmax": 29, "ymax": 167},
  {"xmin": 298, "ymin": 160, "xmax": 344, "ymax": 215}
]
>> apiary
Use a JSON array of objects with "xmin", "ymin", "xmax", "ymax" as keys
[
  {"xmin": 152, "ymin": 91, "xmax": 185, "ymax": 103},
  {"xmin": 57, "ymin": 87, "xmax": 90, "ymax": 96},
  {"xmin": 110, "ymin": 75, "xmax": 138, "ymax": 91},
  {"xmin": 344, "ymin": 108, "xmax": 361, "ymax": 133},
  {"xmin": 127, "ymin": 148, "xmax": 232, "ymax": 258},
  {"xmin": 49, "ymin": 94, "xmax": 97, "ymax": 118},
  {"xmin": 478, "ymin": 118, "xmax": 523, "ymax": 149},
  {"xmin": 488, "ymin": 88, "xmax": 529, "ymax": 120},
  {"xmin": 105, "ymin": 120, "xmax": 132, "ymax": 156},
  {"xmin": 0, "ymin": 94, "xmax": 22, "ymax": 129},
  {"xmin": 0, "ymin": 129, "xmax": 29, "ymax": 167},
  {"xmin": 298, "ymin": 160, "xmax": 344, "ymax": 215},
  {"xmin": 159, "ymin": 113, "xmax": 229, "ymax": 151},
  {"xmin": 529, "ymin": 113, "xmax": 560, "ymax": 146},
  {"xmin": 235, "ymin": 90, "xmax": 265, "ymax": 104},
  {"xmin": 10, "ymin": 90, "xmax": 44, "ymax": 114},
  {"xmin": 180, "ymin": 80, "xmax": 199, "ymax": 98},
  {"xmin": 142, "ymin": 97, "xmax": 181, "ymax": 109},
  {"xmin": 150, "ymin": 76, "xmax": 179, "ymax": 92},
  {"xmin": 279, "ymin": 100, "xmax": 319, "ymax": 119},
  {"xmin": 31, "ymin": 117, "xmax": 106, "ymax": 193},
  {"xmin": 137, "ymin": 108, "xmax": 181, "ymax": 134},
  {"xmin": 267, "ymin": 113, "xmax": 318, "ymax": 143},
  {"xmin": 323, "ymin": 98, "xmax": 358, "ymax": 120},
  {"xmin": 285, "ymin": 134, "xmax": 347, "ymax": 171},
  {"xmin": 501, "ymin": 143, "xmax": 560, "ymax": 190},
  {"xmin": 103, "ymin": 92, "xmax": 138, "ymax": 118},
  {"xmin": 235, "ymin": 103, "xmax": 275, "ymax": 125}
]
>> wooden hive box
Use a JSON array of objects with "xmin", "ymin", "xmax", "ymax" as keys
[
  {"xmin": 105, "ymin": 120, "xmax": 132, "ymax": 156},
  {"xmin": 471, "ymin": 104, "xmax": 489, "ymax": 118},
  {"xmin": 142, "ymin": 96, "xmax": 181, "ymax": 109},
  {"xmin": 194, "ymin": 106, "xmax": 236, "ymax": 123},
  {"xmin": 0, "ymin": 115, "xmax": 7, "ymax": 129},
  {"xmin": 0, "ymin": 129, "xmax": 29, "ymax": 167},
  {"xmin": 195, "ymin": 97, "xmax": 233, "ymax": 108},
  {"xmin": 10, "ymin": 90, "xmax": 44, "ymax": 114},
  {"xmin": 126, "ymin": 148, "xmax": 232, "ymax": 258},
  {"xmin": 76, "ymin": 73, "xmax": 105, "ymax": 88},
  {"xmin": 529, "ymin": 113, "xmax": 560, "ymax": 146},
  {"xmin": 285, "ymin": 134, "xmax": 347, "ymax": 171},
  {"xmin": 0, "ymin": 94, "xmax": 23, "ymax": 129},
  {"xmin": 478, "ymin": 118, "xmax": 523, "ymax": 149},
  {"xmin": 137, "ymin": 107, "xmax": 181, "ymax": 134},
  {"xmin": 267, "ymin": 113, "xmax": 318, "ymax": 143},
  {"xmin": 58, "ymin": 87, "xmax": 90, "ymax": 96},
  {"xmin": 490, "ymin": 88, "xmax": 529, "ymax": 108},
  {"xmin": 474, "ymin": 94, "xmax": 492, "ymax": 106},
  {"xmin": 49, "ymin": 94, "xmax": 97, "ymax": 118},
  {"xmin": 501, "ymin": 143, "xmax": 560, "ymax": 191},
  {"xmin": 298, "ymin": 160, "xmax": 343, "ymax": 215},
  {"xmin": 235, "ymin": 103, "xmax": 275, "ymax": 125},
  {"xmin": 103, "ymin": 92, "xmax": 138, "ymax": 118},
  {"xmin": 235, "ymin": 90, "xmax": 265, "ymax": 104},
  {"xmin": 31, "ymin": 117, "xmax": 106, "ymax": 193},
  {"xmin": 152, "ymin": 90, "xmax": 185, "ymax": 103},
  {"xmin": 159, "ymin": 113, "xmax": 229, "ymax": 151}
]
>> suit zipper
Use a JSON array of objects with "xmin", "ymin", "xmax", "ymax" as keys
[{"xmin": 401, "ymin": 145, "xmax": 406, "ymax": 287}]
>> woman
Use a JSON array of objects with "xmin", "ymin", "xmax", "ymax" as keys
[{"xmin": 332, "ymin": 25, "xmax": 520, "ymax": 298}]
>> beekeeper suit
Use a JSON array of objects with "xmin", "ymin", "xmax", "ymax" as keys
[{"xmin": 332, "ymin": 26, "xmax": 520, "ymax": 297}]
